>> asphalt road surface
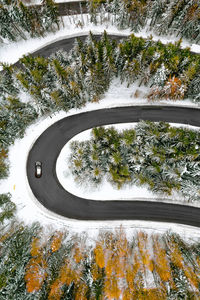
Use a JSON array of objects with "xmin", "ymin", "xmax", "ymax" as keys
[
  {"xmin": 12, "ymin": 32, "xmax": 198, "ymax": 71},
  {"xmin": 12, "ymin": 34, "xmax": 126, "ymax": 69},
  {"xmin": 31, "ymin": 34, "xmax": 126, "ymax": 58},
  {"xmin": 27, "ymin": 106, "xmax": 200, "ymax": 226}
]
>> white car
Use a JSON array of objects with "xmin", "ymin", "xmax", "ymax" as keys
[{"xmin": 35, "ymin": 161, "xmax": 42, "ymax": 178}]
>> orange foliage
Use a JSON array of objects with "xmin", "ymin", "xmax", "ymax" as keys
[
  {"xmin": 168, "ymin": 238, "xmax": 200, "ymax": 289},
  {"xmin": 51, "ymin": 232, "xmax": 63, "ymax": 253},
  {"xmin": 126, "ymin": 266, "xmax": 135, "ymax": 292},
  {"xmin": 25, "ymin": 229, "xmax": 200, "ymax": 298},
  {"xmin": 137, "ymin": 232, "xmax": 153, "ymax": 271},
  {"xmin": 113, "ymin": 255, "xmax": 125, "ymax": 278},
  {"xmin": 148, "ymin": 75, "xmax": 185, "ymax": 101},
  {"xmin": 185, "ymin": 4, "xmax": 199, "ymax": 21},
  {"xmin": 59, "ymin": 260, "xmax": 82, "ymax": 286},
  {"xmin": 94, "ymin": 242, "xmax": 105, "ymax": 269},
  {"xmin": 142, "ymin": 288, "xmax": 166, "ymax": 300},
  {"xmin": 104, "ymin": 276, "xmax": 121, "ymax": 300},
  {"xmin": 30, "ymin": 237, "xmax": 41, "ymax": 257},
  {"xmin": 75, "ymin": 282, "xmax": 88, "ymax": 300},
  {"xmin": 115, "ymin": 227, "xmax": 129, "ymax": 258},
  {"xmin": 164, "ymin": 75, "xmax": 185, "ymax": 99},
  {"xmin": 196, "ymin": 256, "xmax": 200, "ymax": 269},
  {"xmin": 100, "ymin": 228, "xmax": 131, "ymax": 282},
  {"xmin": 126, "ymin": 254, "xmax": 140, "ymax": 292},
  {"xmin": 48, "ymin": 281, "xmax": 63, "ymax": 300},
  {"xmin": 73, "ymin": 244, "xmax": 84, "ymax": 264},
  {"xmin": 169, "ymin": 241, "xmax": 183, "ymax": 270},
  {"xmin": 167, "ymin": 75, "xmax": 181, "ymax": 95},
  {"xmin": 0, "ymin": 148, "xmax": 8, "ymax": 159},
  {"xmin": 59, "ymin": 263, "xmax": 75, "ymax": 285},
  {"xmin": 48, "ymin": 260, "xmax": 83, "ymax": 299},
  {"xmin": 184, "ymin": 265, "xmax": 199, "ymax": 289},
  {"xmin": 25, "ymin": 257, "xmax": 47, "ymax": 293},
  {"xmin": 153, "ymin": 236, "xmax": 172, "ymax": 283},
  {"xmin": 114, "ymin": 228, "xmax": 129, "ymax": 278},
  {"xmin": 122, "ymin": 287, "xmax": 133, "ymax": 300},
  {"xmin": 105, "ymin": 252, "xmax": 113, "ymax": 278},
  {"xmin": 91, "ymin": 262, "xmax": 101, "ymax": 281}
]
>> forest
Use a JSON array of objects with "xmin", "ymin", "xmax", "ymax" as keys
[
  {"xmin": 0, "ymin": 0, "xmax": 59, "ymax": 42},
  {"xmin": 0, "ymin": 0, "xmax": 199, "ymax": 44},
  {"xmin": 69, "ymin": 121, "xmax": 200, "ymax": 202},
  {"xmin": 0, "ymin": 0, "xmax": 200, "ymax": 298},
  {"xmin": 1, "ymin": 31, "xmax": 199, "ymax": 181},
  {"xmin": 88, "ymin": 0, "xmax": 200, "ymax": 43},
  {"xmin": 0, "ymin": 203, "xmax": 200, "ymax": 299}
]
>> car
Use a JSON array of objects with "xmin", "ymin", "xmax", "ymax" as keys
[{"xmin": 35, "ymin": 161, "xmax": 42, "ymax": 178}]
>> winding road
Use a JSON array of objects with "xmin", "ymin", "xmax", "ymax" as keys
[
  {"xmin": 17, "ymin": 33, "xmax": 200, "ymax": 225},
  {"xmin": 27, "ymin": 106, "xmax": 200, "ymax": 226}
]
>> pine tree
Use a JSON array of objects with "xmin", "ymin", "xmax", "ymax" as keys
[
  {"xmin": 42, "ymin": 0, "xmax": 60, "ymax": 31},
  {"xmin": 0, "ymin": 64, "xmax": 18, "ymax": 99}
]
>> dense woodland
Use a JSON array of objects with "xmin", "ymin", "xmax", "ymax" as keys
[
  {"xmin": 16, "ymin": 33, "xmax": 200, "ymax": 105},
  {"xmin": 1, "ymin": 204, "xmax": 200, "ymax": 299},
  {"xmin": 0, "ymin": 31, "xmax": 199, "ymax": 180},
  {"xmin": 69, "ymin": 122, "xmax": 200, "ymax": 202},
  {"xmin": 0, "ymin": 0, "xmax": 200, "ymax": 298},
  {"xmin": 88, "ymin": 0, "xmax": 200, "ymax": 43},
  {"xmin": 2, "ymin": 32, "xmax": 200, "ymax": 111},
  {"xmin": 0, "ymin": 0, "xmax": 60, "ymax": 42},
  {"xmin": 1, "ymin": 0, "xmax": 199, "ymax": 44}
]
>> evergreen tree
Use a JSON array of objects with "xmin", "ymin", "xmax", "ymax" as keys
[
  {"xmin": 0, "ymin": 64, "xmax": 19, "ymax": 100},
  {"xmin": 42, "ymin": 0, "xmax": 60, "ymax": 32}
]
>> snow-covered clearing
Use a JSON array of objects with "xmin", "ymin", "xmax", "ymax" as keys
[
  {"xmin": 0, "ymin": 13, "xmax": 200, "ymax": 68},
  {"xmin": 56, "ymin": 121, "xmax": 200, "ymax": 205},
  {"xmin": 0, "ymin": 79, "xmax": 200, "ymax": 239}
]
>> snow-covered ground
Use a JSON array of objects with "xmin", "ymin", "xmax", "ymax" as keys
[
  {"xmin": 56, "ymin": 121, "xmax": 200, "ymax": 205},
  {"xmin": 0, "ymin": 13, "xmax": 200, "ymax": 68}
]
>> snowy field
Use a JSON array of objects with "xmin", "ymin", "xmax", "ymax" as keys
[{"xmin": 56, "ymin": 121, "xmax": 200, "ymax": 205}]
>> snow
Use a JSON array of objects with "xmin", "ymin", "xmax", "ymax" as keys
[
  {"xmin": 192, "ymin": 44, "xmax": 200, "ymax": 53},
  {"xmin": 0, "ymin": 13, "xmax": 200, "ymax": 69},
  {"xmin": 56, "ymin": 121, "xmax": 200, "ymax": 204},
  {"xmin": 96, "ymin": 78, "xmax": 200, "ymax": 108}
]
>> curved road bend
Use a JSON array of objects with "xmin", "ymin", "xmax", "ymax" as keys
[
  {"xmin": 25, "ymin": 34, "xmax": 126, "ymax": 59},
  {"xmin": 27, "ymin": 106, "xmax": 200, "ymax": 226},
  {"xmin": 12, "ymin": 34, "xmax": 126, "ymax": 69},
  {"xmin": 12, "ymin": 33, "xmax": 198, "ymax": 70}
]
